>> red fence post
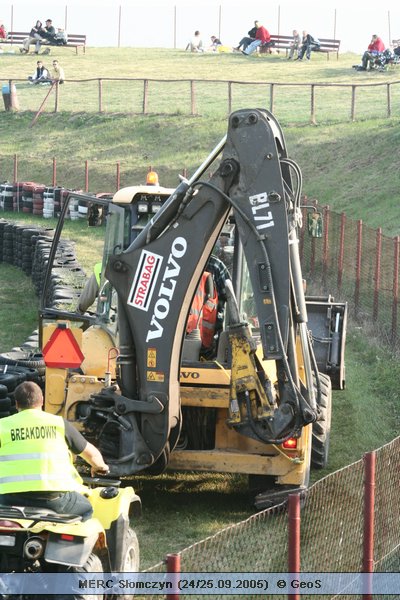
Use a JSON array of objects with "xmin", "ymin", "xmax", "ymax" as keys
[
  {"xmin": 373, "ymin": 228, "xmax": 382, "ymax": 321},
  {"xmin": 323, "ymin": 205, "xmax": 330, "ymax": 287},
  {"xmin": 392, "ymin": 236, "xmax": 399, "ymax": 346},
  {"xmin": 363, "ymin": 451, "xmax": 376, "ymax": 600},
  {"xmin": 116, "ymin": 162, "xmax": 121, "ymax": 191},
  {"xmin": 338, "ymin": 212, "xmax": 346, "ymax": 292},
  {"xmin": 288, "ymin": 493, "xmax": 301, "ymax": 600},
  {"xmin": 84, "ymin": 160, "xmax": 89, "ymax": 193},
  {"xmin": 355, "ymin": 220, "xmax": 363, "ymax": 314},
  {"xmin": 52, "ymin": 157, "xmax": 57, "ymax": 187},
  {"xmin": 166, "ymin": 553, "xmax": 181, "ymax": 600},
  {"xmin": 13, "ymin": 154, "xmax": 18, "ymax": 183}
]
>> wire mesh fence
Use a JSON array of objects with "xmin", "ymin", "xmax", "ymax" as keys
[
  {"xmin": 143, "ymin": 440, "xmax": 400, "ymax": 600},
  {"xmin": 300, "ymin": 206, "xmax": 399, "ymax": 352}
]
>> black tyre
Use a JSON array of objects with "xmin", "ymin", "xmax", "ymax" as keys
[
  {"xmin": 311, "ymin": 372, "xmax": 332, "ymax": 469},
  {"xmin": 0, "ymin": 373, "xmax": 21, "ymax": 392},
  {"xmin": 55, "ymin": 553, "xmax": 104, "ymax": 600},
  {"xmin": 116, "ymin": 528, "xmax": 140, "ymax": 600},
  {"xmin": 121, "ymin": 527, "xmax": 140, "ymax": 572},
  {"xmin": 0, "ymin": 397, "xmax": 11, "ymax": 411}
]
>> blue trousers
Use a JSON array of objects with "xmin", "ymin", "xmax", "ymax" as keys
[{"xmin": 0, "ymin": 491, "xmax": 93, "ymax": 520}]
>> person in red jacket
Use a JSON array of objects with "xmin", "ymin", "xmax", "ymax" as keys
[
  {"xmin": 243, "ymin": 21, "xmax": 273, "ymax": 55},
  {"xmin": 356, "ymin": 34, "xmax": 385, "ymax": 70}
]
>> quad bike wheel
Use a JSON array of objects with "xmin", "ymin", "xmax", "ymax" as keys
[
  {"xmin": 54, "ymin": 553, "xmax": 105, "ymax": 600},
  {"xmin": 121, "ymin": 527, "xmax": 140, "ymax": 572}
]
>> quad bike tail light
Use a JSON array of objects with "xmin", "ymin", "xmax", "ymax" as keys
[{"xmin": 0, "ymin": 520, "xmax": 23, "ymax": 530}]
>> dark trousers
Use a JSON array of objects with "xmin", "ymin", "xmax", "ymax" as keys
[
  {"xmin": 0, "ymin": 491, "xmax": 93, "ymax": 520},
  {"xmin": 299, "ymin": 42, "xmax": 320, "ymax": 59}
]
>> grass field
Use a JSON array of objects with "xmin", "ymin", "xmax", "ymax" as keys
[
  {"xmin": 1, "ymin": 49, "xmax": 399, "ymax": 236},
  {"xmin": 0, "ymin": 47, "xmax": 399, "ymax": 569}
]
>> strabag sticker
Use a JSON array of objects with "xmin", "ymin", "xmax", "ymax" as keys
[{"xmin": 128, "ymin": 250, "xmax": 163, "ymax": 311}]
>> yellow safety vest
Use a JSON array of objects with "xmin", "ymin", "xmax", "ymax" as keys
[
  {"xmin": 0, "ymin": 409, "xmax": 85, "ymax": 494},
  {"xmin": 93, "ymin": 262, "xmax": 102, "ymax": 287}
]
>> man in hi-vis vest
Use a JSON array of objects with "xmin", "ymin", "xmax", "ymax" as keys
[{"xmin": 0, "ymin": 381, "xmax": 109, "ymax": 519}]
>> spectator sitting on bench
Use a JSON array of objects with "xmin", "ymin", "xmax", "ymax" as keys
[
  {"xmin": 28, "ymin": 60, "xmax": 49, "ymax": 84},
  {"xmin": 234, "ymin": 23, "xmax": 257, "ymax": 52},
  {"xmin": 0, "ymin": 20, "xmax": 7, "ymax": 41},
  {"xmin": 297, "ymin": 30, "xmax": 321, "ymax": 60},
  {"xmin": 288, "ymin": 29, "xmax": 301, "ymax": 59},
  {"xmin": 242, "ymin": 21, "xmax": 273, "ymax": 55},
  {"xmin": 21, "ymin": 20, "xmax": 45, "ymax": 54}
]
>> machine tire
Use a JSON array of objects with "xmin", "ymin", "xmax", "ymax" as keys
[
  {"xmin": 121, "ymin": 527, "xmax": 140, "ymax": 572},
  {"xmin": 52, "ymin": 553, "xmax": 105, "ymax": 600},
  {"xmin": 115, "ymin": 528, "xmax": 140, "ymax": 600},
  {"xmin": 311, "ymin": 372, "xmax": 332, "ymax": 469}
]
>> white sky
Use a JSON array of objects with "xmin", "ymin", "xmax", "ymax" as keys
[{"xmin": 2, "ymin": 0, "xmax": 400, "ymax": 54}]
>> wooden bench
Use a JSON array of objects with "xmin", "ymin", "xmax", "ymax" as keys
[
  {"xmin": 259, "ymin": 35, "xmax": 340, "ymax": 60},
  {"xmin": 1, "ymin": 32, "xmax": 87, "ymax": 54}
]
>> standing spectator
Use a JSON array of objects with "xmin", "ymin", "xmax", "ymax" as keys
[
  {"xmin": 288, "ymin": 29, "xmax": 301, "ymax": 59},
  {"xmin": 0, "ymin": 20, "xmax": 7, "ymax": 40},
  {"xmin": 28, "ymin": 60, "xmax": 49, "ymax": 84},
  {"xmin": 185, "ymin": 31, "xmax": 203, "ymax": 52},
  {"xmin": 21, "ymin": 20, "xmax": 45, "ymax": 54},
  {"xmin": 242, "ymin": 21, "xmax": 272, "ymax": 56},
  {"xmin": 297, "ymin": 30, "xmax": 321, "ymax": 61},
  {"xmin": 356, "ymin": 34, "xmax": 385, "ymax": 71},
  {"xmin": 234, "ymin": 23, "xmax": 257, "ymax": 52}
]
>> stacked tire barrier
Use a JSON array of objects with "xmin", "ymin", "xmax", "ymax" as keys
[
  {"xmin": 0, "ymin": 217, "xmax": 88, "ymax": 418},
  {"xmin": 1, "ymin": 182, "xmax": 84, "ymax": 220},
  {"xmin": 0, "ymin": 183, "xmax": 14, "ymax": 211}
]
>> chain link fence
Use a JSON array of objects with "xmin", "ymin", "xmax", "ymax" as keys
[
  {"xmin": 300, "ymin": 206, "xmax": 399, "ymax": 352},
  {"xmin": 143, "ymin": 439, "xmax": 399, "ymax": 600}
]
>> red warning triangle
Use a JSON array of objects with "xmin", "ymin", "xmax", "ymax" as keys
[{"xmin": 43, "ymin": 328, "xmax": 84, "ymax": 368}]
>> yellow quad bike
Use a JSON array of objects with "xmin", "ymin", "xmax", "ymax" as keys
[{"xmin": 0, "ymin": 478, "xmax": 141, "ymax": 600}]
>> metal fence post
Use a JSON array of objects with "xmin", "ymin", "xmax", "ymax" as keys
[
  {"xmin": 143, "ymin": 79, "xmax": 148, "ymax": 114},
  {"xmin": 52, "ymin": 157, "xmax": 57, "ymax": 187},
  {"xmin": 116, "ymin": 162, "xmax": 121, "ymax": 191},
  {"xmin": 363, "ymin": 451, "xmax": 376, "ymax": 600},
  {"xmin": 311, "ymin": 84, "xmax": 316, "ymax": 124},
  {"xmin": 288, "ymin": 493, "xmax": 301, "ymax": 600},
  {"xmin": 373, "ymin": 228, "xmax": 382, "ymax": 321},
  {"xmin": 323, "ymin": 205, "xmax": 330, "ymax": 286},
  {"xmin": 392, "ymin": 236, "xmax": 399, "ymax": 346},
  {"xmin": 386, "ymin": 83, "xmax": 391, "ymax": 118},
  {"xmin": 228, "ymin": 81, "xmax": 232, "ymax": 115},
  {"xmin": 98, "ymin": 79, "xmax": 103, "ymax": 113},
  {"xmin": 84, "ymin": 160, "xmax": 89, "ymax": 193},
  {"xmin": 13, "ymin": 154, "xmax": 18, "ymax": 184},
  {"xmin": 338, "ymin": 212, "xmax": 346, "ymax": 292},
  {"xmin": 166, "ymin": 553, "xmax": 181, "ymax": 599},
  {"xmin": 355, "ymin": 220, "xmax": 362, "ymax": 314},
  {"xmin": 270, "ymin": 83, "xmax": 275, "ymax": 113},
  {"xmin": 351, "ymin": 85, "xmax": 356, "ymax": 121},
  {"xmin": 190, "ymin": 80, "xmax": 196, "ymax": 115}
]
